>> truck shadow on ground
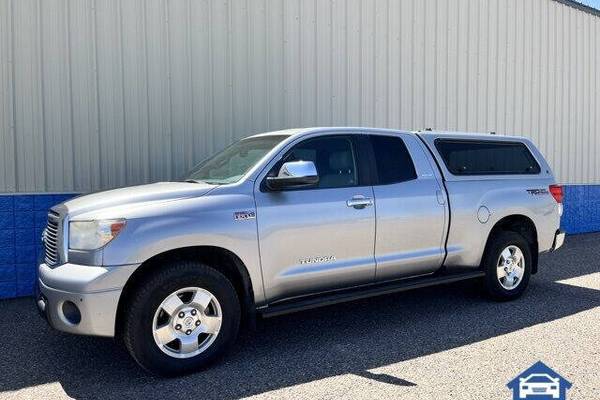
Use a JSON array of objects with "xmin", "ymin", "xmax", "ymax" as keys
[{"xmin": 1, "ymin": 233, "xmax": 599, "ymax": 400}]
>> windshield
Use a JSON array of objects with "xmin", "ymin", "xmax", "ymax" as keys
[{"xmin": 184, "ymin": 135, "xmax": 287, "ymax": 184}]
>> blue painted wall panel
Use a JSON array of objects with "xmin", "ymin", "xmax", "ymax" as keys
[
  {"xmin": 561, "ymin": 185, "xmax": 600, "ymax": 234},
  {"xmin": 0, "ymin": 193, "xmax": 77, "ymax": 299},
  {"xmin": 0, "ymin": 185, "xmax": 598, "ymax": 299}
]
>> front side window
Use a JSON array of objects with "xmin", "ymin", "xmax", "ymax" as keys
[
  {"xmin": 435, "ymin": 139, "xmax": 541, "ymax": 175},
  {"xmin": 370, "ymin": 135, "xmax": 417, "ymax": 184},
  {"xmin": 280, "ymin": 136, "xmax": 358, "ymax": 189},
  {"xmin": 185, "ymin": 135, "xmax": 287, "ymax": 184}
]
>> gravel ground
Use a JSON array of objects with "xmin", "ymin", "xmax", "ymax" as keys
[{"xmin": 0, "ymin": 233, "xmax": 598, "ymax": 400}]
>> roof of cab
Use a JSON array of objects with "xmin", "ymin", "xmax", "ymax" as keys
[
  {"xmin": 248, "ymin": 127, "xmax": 529, "ymax": 142},
  {"xmin": 248, "ymin": 127, "xmax": 412, "ymax": 139},
  {"xmin": 248, "ymin": 128, "xmax": 305, "ymax": 138}
]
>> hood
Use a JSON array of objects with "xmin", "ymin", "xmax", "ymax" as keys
[{"xmin": 61, "ymin": 182, "xmax": 217, "ymax": 218}]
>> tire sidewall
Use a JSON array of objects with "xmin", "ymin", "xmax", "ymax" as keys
[
  {"xmin": 125, "ymin": 262, "xmax": 241, "ymax": 376},
  {"xmin": 483, "ymin": 231, "xmax": 532, "ymax": 300}
]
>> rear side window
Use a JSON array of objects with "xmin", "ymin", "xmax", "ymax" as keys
[
  {"xmin": 370, "ymin": 135, "xmax": 417, "ymax": 184},
  {"xmin": 435, "ymin": 139, "xmax": 541, "ymax": 175}
]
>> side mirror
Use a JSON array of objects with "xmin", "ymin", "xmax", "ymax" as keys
[{"xmin": 266, "ymin": 161, "xmax": 319, "ymax": 190}]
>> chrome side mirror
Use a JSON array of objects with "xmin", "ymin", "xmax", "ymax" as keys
[{"xmin": 266, "ymin": 161, "xmax": 319, "ymax": 190}]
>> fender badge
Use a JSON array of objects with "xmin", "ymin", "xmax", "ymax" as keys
[{"xmin": 234, "ymin": 211, "xmax": 256, "ymax": 221}]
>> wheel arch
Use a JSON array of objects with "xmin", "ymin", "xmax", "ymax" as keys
[
  {"xmin": 115, "ymin": 246, "xmax": 256, "ymax": 339},
  {"xmin": 483, "ymin": 214, "xmax": 539, "ymax": 274}
]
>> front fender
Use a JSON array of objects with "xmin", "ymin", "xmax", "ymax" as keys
[{"xmin": 101, "ymin": 192, "xmax": 266, "ymax": 304}]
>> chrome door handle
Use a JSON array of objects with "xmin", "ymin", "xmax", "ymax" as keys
[{"xmin": 346, "ymin": 196, "xmax": 373, "ymax": 209}]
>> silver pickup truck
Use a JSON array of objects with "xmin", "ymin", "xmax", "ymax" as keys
[{"xmin": 36, "ymin": 127, "xmax": 565, "ymax": 375}]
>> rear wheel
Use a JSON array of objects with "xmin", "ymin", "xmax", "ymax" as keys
[
  {"xmin": 121, "ymin": 260, "xmax": 241, "ymax": 376},
  {"xmin": 482, "ymin": 231, "xmax": 532, "ymax": 301}
]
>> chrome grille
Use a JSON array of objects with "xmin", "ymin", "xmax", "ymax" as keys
[{"xmin": 44, "ymin": 212, "xmax": 60, "ymax": 265}]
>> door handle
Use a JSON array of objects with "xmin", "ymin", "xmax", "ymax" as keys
[
  {"xmin": 436, "ymin": 189, "xmax": 446, "ymax": 205},
  {"xmin": 347, "ymin": 195, "xmax": 373, "ymax": 209}
]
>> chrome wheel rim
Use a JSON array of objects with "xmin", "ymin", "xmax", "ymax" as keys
[
  {"xmin": 497, "ymin": 245, "xmax": 525, "ymax": 290},
  {"xmin": 152, "ymin": 287, "xmax": 222, "ymax": 359}
]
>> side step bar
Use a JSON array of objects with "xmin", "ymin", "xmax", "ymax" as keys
[{"xmin": 259, "ymin": 270, "xmax": 485, "ymax": 318}]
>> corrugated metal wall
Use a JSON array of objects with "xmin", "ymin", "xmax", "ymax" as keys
[{"xmin": 1, "ymin": 0, "xmax": 599, "ymax": 193}]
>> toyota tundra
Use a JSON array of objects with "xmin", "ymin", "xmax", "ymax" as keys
[{"xmin": 36, "ymin": 127, "xmax": 565, "ymax": 375}]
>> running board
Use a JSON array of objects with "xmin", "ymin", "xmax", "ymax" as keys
[{"xmin": 259, "ymin": 270, "xmax": 485, "ymax": 318}]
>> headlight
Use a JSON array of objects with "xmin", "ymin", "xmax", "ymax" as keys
[{"xmin": 69, "ymin": 219, "xmax": 126, "ymax": 250}]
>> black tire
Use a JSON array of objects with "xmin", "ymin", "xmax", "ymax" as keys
[
  {"xmin": 121, "ymin": 260, "xmax": 241, "ymax": 376},
  {"xmin": 482, "ymin": 231, "xmax": 532, "ymax": 301}
]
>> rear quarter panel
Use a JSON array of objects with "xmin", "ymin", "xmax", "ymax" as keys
[{"xmin": 443, "ymin": 177, "xmax": 559, "ymax": 268}]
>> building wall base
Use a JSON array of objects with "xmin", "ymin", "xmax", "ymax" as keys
[{"xmin": 0, "ymin": 185, "xmax": 598, "ymax": 299}]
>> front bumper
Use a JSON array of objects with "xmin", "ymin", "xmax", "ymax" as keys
[{"xmin": 36, "ymin": 262, "xmax": 139, "ymax": 337}]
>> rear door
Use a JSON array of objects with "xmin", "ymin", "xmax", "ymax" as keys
[{"xmin": 369, "ymin": 133, "xmax": 448, "ymax": 280}]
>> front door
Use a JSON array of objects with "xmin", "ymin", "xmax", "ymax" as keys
[{"xmin": 254, "ymin": 134, "xmax": 376, "ymax": 301}]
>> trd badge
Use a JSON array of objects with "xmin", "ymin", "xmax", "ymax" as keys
[{"xmin": 526, "ymin": 188, "xmax": 549, "ymax": 195}]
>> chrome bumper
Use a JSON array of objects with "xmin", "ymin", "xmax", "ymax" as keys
[
  {"xmin": 550, "ymin": 230, "xmax": 566, "ymax": 252},
  {"xmin": 36, "ymin": 262, "xmax": 139, "ymax": 337}
]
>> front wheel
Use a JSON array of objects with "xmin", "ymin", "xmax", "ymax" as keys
[
  {"xmin": 482, "ymin": 231, "xmax": 532, "ymax": 301},
  {"xmin": 121, "ymin": 261, "xmax": 241, "ymax": 376}
]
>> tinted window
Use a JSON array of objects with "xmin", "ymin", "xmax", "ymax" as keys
[
  {"xmin": 435, "ymin": 139, "xmax": 541, "ymax": 175},
  {"xmin": 370, "ymin": 135, "xmax": 417, "ymax": 184},
  {"xmin": 282, "ymin": 136, "xmax": 358, "ymax": 189}
]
